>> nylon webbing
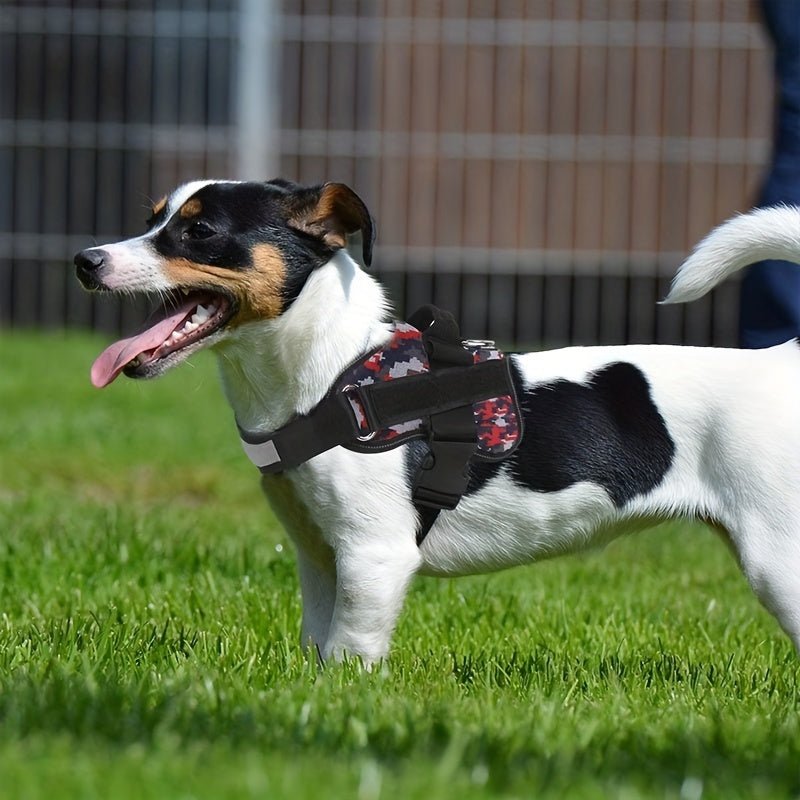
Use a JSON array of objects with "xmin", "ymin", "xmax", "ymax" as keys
[
  {"xmin": 406, "ymin": 305, "xmax": 479, "ymax": 544},
  {"xmin": 239, "ymin": 358, "xmax": 512, "ymax": 474},
  {"xmin": 356, "ymin": 359, "xmax": 509, "ymax": 430}
]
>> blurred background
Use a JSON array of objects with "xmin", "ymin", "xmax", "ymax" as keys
[{"xmin": 0, "ymin": 0, "xmax": 775, "ymax": 347}]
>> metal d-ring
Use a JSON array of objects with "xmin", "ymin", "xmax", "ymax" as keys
[{"xmin": 341, "ymin": 384, "xmax": 377, "ymax": 441}]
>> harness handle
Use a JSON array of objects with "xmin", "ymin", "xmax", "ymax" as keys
[{"xmin": 408, "ymin": 305, "xmax": 473, "ymax": 366}]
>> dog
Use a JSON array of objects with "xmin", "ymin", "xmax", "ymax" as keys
[{"xmin": 74, "ymin": 181, "xmax": 800, "ymax": 664}]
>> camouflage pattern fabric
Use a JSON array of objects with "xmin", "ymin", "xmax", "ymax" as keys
[{"xmin": 337, "ymin": 322, "xmax": 521, "ymax": 460}]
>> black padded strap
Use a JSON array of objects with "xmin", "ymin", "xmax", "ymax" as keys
[
  {"xmin": 357, "ymin": 359, "xmax": 509, "ymax": 429},
  {"xmin": 410, "ymin": 306, "xmax": 483, "ymax": 539},
  {"xmin": 240, "ymin": 359, "xmax": 512, "ymax": 475},
  {"xmin": 412, "ymin": 425, "xmax": 475, "ymax": 510},
  {"xmin": 239, "ymin": 391, "xmax": 360, "ymax": 472}
]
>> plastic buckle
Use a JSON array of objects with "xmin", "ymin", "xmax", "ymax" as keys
[{"xmin": 412, "ymin": 439, "xmax": 475, "ymax": 510}]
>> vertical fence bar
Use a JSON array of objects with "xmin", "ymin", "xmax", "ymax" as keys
[{"xmin": 236, "ymin": 0, "xmax": 280, "ymax": 181}]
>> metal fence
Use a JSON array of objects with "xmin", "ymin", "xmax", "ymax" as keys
[{"xmin": 0, "ymin": 0, "xmax": 775, "ymax": 347}]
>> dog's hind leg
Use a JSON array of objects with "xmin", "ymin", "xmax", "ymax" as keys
[
  {"xmin": 733, "ymin": 518, "xmax": 800, "ymax": 654},
  {"xmin": 322, "ymin": 533, "xmax": 422, "ymax": 665}
]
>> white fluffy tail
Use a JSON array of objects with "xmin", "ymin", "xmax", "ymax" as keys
[{"xmin": 662, "ymin": 205, "xmax": 800, "ymax": 304}]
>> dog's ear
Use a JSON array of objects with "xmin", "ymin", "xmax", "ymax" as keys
[{"xmin": 286, "ymin": 183, "xmax": 376, "ymax": 267}]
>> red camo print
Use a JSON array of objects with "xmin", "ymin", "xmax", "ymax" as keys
[
  {"xmin": 338, "ymin": 322, "xmax": 520, "ymax": 458},
  {"xmin": 471, "ymin": 346, "xmax": 518, "ymax": 455}
]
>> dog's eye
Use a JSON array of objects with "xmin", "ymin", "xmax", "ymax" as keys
[{"xmin": 182, "ymin": 221, "xmax": 216, "ymax": 241}]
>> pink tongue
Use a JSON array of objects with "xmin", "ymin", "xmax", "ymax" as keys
[{"xmin": 91, "ymin": 299, "xmax": 197, "ymax": 388}]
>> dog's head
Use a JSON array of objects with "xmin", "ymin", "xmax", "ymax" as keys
[{"xmin": 74, "ymin": 179, "xmax": 375, "ymax": 387}]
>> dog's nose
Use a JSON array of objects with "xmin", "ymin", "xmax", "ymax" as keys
[
  {"xmin": 74, "ymin": 248, "xmax": 108, "ymax": 288},
  {"xmin": 74, "ymin": 248, "xmax": 106, "ymax": 273}
]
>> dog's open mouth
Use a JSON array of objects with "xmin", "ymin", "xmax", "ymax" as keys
[{"xmin": 91, "ymin": 290, "xmax": 234, "ymax": 388}]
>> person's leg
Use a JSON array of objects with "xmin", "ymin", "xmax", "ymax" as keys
[{"xmin": 739, "ymin": 1, "xmax": 800, "ymax": 348}]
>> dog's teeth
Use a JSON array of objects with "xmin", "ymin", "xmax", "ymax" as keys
[
  {"xmin": 181, "ymin": 288, "xmax": 190, "ymax": 296},
  {"xmin": 184, "ymin": 321, "xmax": 198, "ymax": 332},
  {"xmin": 190, "ymin": 313, "xmax": 202, "ymax": 324},
  {"xmin": 194, "ymin": 306, "xmax": 210, "ymax": 321}
]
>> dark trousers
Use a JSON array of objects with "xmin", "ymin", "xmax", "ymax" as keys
[{"xmin": 739, "ymin": 0, "xmax": 800, "ymax": 348}]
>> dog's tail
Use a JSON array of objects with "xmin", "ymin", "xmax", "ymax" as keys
[{"xmin": 662, "ymin": 205, "xmax": 800, "ymax": 304}]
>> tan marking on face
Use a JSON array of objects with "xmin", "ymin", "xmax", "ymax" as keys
[
  {"xmin": 152, "ymin": 196, "xmax": 167, "ymax": 215},
  {"xmin": 159, "ymin": 243, "xmax": 286, "ymax": 324},
  {"xmin": 179, "ymin": 198, "xmax": 203, "ymax": 218}
]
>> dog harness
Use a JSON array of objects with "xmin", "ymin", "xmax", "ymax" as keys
[{"xmin": 238, "ymin": 306, "xmax": 523, "ymax": 543}]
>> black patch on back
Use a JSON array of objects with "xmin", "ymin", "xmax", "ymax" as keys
[
  {"xmin": 405, "ymin": 360, "xmax": 675, "ymax": 508},
  {"xmin": 467, "ymin": 360, "xmax": 675, "ymax": 505}
]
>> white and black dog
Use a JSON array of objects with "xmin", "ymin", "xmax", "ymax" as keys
[{"xmin": 74, "ymin": 182, "xmax": 800, "ymax": 664}]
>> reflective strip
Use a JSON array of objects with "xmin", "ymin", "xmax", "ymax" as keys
[{"xmin": 240, "ymin": 438, "xmax": 280, "ymax": 469}]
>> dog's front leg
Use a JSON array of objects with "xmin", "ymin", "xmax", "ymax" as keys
[
  {"xmin": 295, "ymin": 545, "xmax": 337, "ymax": 656},
  {"xmin": 322, "ymin": 535, "xmax": 422, "ymax": 665},
  {"xmin": 261, "ymin": 474, "xmax": 337, "ymax": 656}
]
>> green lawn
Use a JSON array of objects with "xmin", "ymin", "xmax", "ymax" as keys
[{"xmin": 0, "ymin": 331, "xmax": 798, "ymax": 799}]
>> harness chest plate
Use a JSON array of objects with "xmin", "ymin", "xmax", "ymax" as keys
[
  {"xmin": 336, "ymin": 322, "xmax": 521, "ymax": 460},
  {"xmin": 238, "ymin": 306, "xmax": 523, "ymax": 535}
]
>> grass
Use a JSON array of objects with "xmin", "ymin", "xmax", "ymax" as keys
[{"xmin": 0, "ymin": 330, "xmax": 799, "ymax": 799}]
